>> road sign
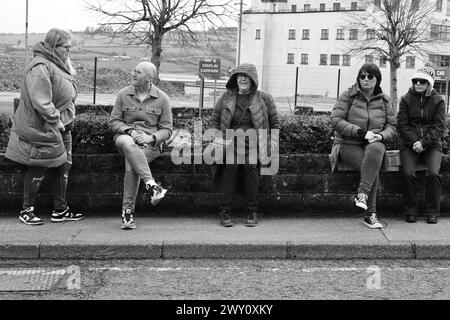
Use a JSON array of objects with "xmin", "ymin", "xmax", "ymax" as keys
[
  {"xmin": 435, "ymin": 68, "xmax": 450, "ymax": 80},
  {"xmin": 199, "ymin": 58, "xmax": 221, "ymax": 80}
]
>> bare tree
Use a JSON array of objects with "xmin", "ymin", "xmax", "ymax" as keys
[
  {"xmin": 345, "ymin": 0, "xmax": 442, "ymax": 111},
  {"xmin": 85, "ymin": 0, "xmax": 237, "ymax": 81}
]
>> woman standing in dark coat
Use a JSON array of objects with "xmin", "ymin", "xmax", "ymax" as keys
[{"xmin": 397, "ymin": 62, "xmax": 446, "ymax": 224}]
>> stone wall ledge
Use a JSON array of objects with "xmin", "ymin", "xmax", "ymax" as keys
[{"xmin": 1, "ymin": 153, "xmax": 450, "ymax": 214}]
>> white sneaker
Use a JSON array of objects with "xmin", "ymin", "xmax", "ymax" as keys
[
  {"xmin": 146, "ymin": 181, "xmax": 167, "ymax": 206},
  {"xmin": 354, "ymin": 193, "xmax": 368, "ymax": 211},
  {"xmin": 121, "ymin": 209, "xmax": 136, "ymax": 230},
  {"xmin": 363, "ymin": 213, "xmax": 383, "ymax": 229}
]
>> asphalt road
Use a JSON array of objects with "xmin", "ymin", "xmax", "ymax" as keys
[{"xmin": 0, "ymin": 259, "xmax": 449, "ymax": 301}]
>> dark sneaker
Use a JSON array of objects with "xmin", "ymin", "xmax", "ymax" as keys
[
  {"xmin": 219, "ymin": 210, "xmax": 234, "ymax": 227},
  {"xmin": 426, "ymin": 215, "xmax": 439, "ymax": 224},
  {"xmin": 121, "ymin": 209, "xmax": 136, "ymax": 230},
  {"xmin": 146, "ymin": 182, "xmax": 167, "ymax": 206},
  {"xmin": 51, "ymin": 207, "xmax": 84, "ymax": 223},
  {"xmin": 363, "ymin": 213, "xmax": 383, "ymax": 229},
  {"xmin": 19, "ymin": 207, "xmax": 43, "ymax": 226},
  {"xmin": 354, "ymin": 193, "xmax": 368, "ymax": 211},
  {"xmin": 245, "ymin": 212, "xmax": 258, "ymax": 227},
  {"xmin": 405, "ymin": 215, "xmax": 417, "ymax": 223}
]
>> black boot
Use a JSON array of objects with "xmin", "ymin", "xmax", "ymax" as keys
[{"xmin": 219, "ymin": 210, "xmax": 234, "ymax": 227}]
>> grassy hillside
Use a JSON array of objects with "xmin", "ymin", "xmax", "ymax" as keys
[{"xmin": 0, "ymin": 31, "xmax": 237, "ymax": 94}]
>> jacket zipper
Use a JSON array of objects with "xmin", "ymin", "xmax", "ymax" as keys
[{"xmin": 419, "ymin": 94, "xmax": 424, "ymax": 139}]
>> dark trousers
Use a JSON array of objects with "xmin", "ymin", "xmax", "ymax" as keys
[
  {"xmin": 220, "ymin": 164, "xmax": 259, "ymax": 213},
  {"xmin": 400, "ymin": 147, "xmax": 442, "ymax": 217},
  {"xmin": 339, "ymin": 142, "xmax": 386, "ymax": 213}
]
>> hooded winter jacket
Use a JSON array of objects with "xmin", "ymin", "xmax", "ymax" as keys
[
  {"xmin": 209, "ymin": 63, "xmax": 280, "ymax": 133},
  {"xmin": 209, "ymin": 63, "xmax": 280, "ymax": 164},
  {"xmin": 329, "ymin": 84, "xmax": 397, "ymax": 172},
  {"xmin": 397, "ymin": 87, "xmax": 446, "ymax": 151},
  {"xmin": 5, "ymin": 41, "xmax": 77, "ymax": 167}
]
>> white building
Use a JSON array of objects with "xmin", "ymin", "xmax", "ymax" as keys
[{"xmin": 239, "ymin": 0, "xmax": 450, "ymax": 103}]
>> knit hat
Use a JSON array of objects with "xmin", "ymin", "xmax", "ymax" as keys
[{"xmin": 412, "ymin": 62, "xmax": 435, "ymax": 87}]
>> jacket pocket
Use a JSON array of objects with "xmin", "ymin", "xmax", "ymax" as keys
[
  {"xmin": 121, "ymin": 105, "xmax": 136, "ymax": 112},
  {"xmin": 145, "ymin": 106, "xmax": 162, "ymax": 115}
]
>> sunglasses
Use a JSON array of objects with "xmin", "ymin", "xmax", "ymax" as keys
[
  {"xmin": 58, "ymin": 44, "xmax": 71, "ymax": 51},
  {"xmin": 412, "ymin": 79, "xmax": 428, "ymax": 85},
  {"xmin": 236, "ymin": 73, "xmax": 250, "ymax": 79},
  {"xmin": 359, "ymin": 74, "xmax": 375, "ymax": 80}
]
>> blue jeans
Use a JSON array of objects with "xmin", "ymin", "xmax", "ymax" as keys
[
  {"xmin": 400, "ymin": 147, "xmax": 442, "ymax": 216},
  {"xmin": 339, "ymin": 142, "xmax": 386, "ymax": 213},
  {"xmin": 115, "ymin": 134, "xmax": 160, "ymax": 212},
  {"xmin": 23, "ymin": 131, "xmax": 72, "ymax": 211}
]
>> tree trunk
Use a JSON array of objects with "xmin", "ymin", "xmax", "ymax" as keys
[
  {"xmin": 390, "ymin": 64, "xmax": 398, "ymax": 114},
  {"xmin": 151, "ymin": 33, "xmax": 163, "ymax": 85}
]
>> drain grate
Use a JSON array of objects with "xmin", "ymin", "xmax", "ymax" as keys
[{"xmin": 0, "ymin": 268, "xmax": 67, "ymax": 292}]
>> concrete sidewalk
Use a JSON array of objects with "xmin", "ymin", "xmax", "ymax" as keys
[{"xmin": 1, "ymin": 215, "xmax": 450, "ymax": 260}]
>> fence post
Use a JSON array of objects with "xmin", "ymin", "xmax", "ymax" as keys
[
  {"xmin": 93, "ymin": 57, "xmax": 98, "ymax": 105},
  {"xmin": 294, "ymin": 67, "xmax": 299, "ymax": 108},
  {"xmin": 337, "ymin": 68, "xmax": 341, "ymax": 99}
]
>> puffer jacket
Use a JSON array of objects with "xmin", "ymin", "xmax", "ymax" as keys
[
  {"xmin": 5, "ymin": 41, "xmax": 77, "ymax": 167},
  {"xmin": 329, "ymin": 84, "xmax": 397, "ymax": 172},
  {"xmin": 209, "ymin": 63, "xmax": 280, "ymax": 132},
  {"xmin": 331, "ymin": 84, "xmax": 396, "ymax": 144},
  {"xmin": 397, "ymin": 87, "xmax": 446, "ymax": 150},
  {"xmin": 209, "ymin": 63, "xmax": 281, "ymax": 165}
]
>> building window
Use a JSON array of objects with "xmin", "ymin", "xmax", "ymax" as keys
[
  {"xmin": 320, "ymin": 3, "xmax": 326, "ymax": 11},
  {"xmin": 331, "ymin": 54, "xmax": 340, "ymax": 65},
  {"xmin": 434, "ymin": 81, "xmax": 449, "ymax": 94},
  {"xmin": 431, "ymin": 24, "xmax": 450, "ymax": 39},
  {"xmin": 379, "ymin": 55, "xmax": 387, "ymax": 68},
  {"xmin": 406, "ymin": 56, "xmax": 415, "ymax": 68},
  {"xmin": 342, "ymin": 54, "xmax": 351, "ymax": 66},
  {"xmin": 321, "ymin": 29, "xmax": 329, "ymax": 40},
  {"xmin": 336, "ymin": 29, "xmax": 344, "ymax": 39},
  {"xmin": 374, "ymin": 0, "xmax": 381, "ymax": 6},
  {"xmin": 304, "ymin": 4, "xmax": 311, "ymax": 11},
  {"xmin": 436, "ymin": 0, "xmax": 443, "ymax": 11},
  {"xmin": 333, "ymin": 3, "xmax": 341, "ymax": 11},
  {"xmin": 292, "ymin": 5, "xmax": 297, "ymax": 12},
  {"xmin": 430, "ymin": 54, "xmax": 450, "ymax": 67},
  {"xmin": 351, "ymin": 2, "xmax": 358, "ymax": 10},
  {"xmin": 367, "ymin": 29, "xmax": 375, "ymax": 40},
  {"xmin": 255, "ymin": 29, "xmax": 261, "ymax": 40},
  {"xmin": 320, "ymin": 54, "xmax": 328, "ymax": 65},
  {"xmin": 287, "ymin": 53, "xmax": 295, "ymax": 64},
  {"xmin": 365, "ymin": 55, "xmax": 374, "ymax": 64},
  {"xmin": 302, "ymin": 29, "xmax": 310, "ymax": 40},
  {"xmin": 301, "ymin": 54, "xmax": 309, "ymax": 65},
  {"xmin": 288, "ymin": 29, "xmax": 296, "ymax": 40},
  {"xmin": 349, "ymin": 29, "xmax": 358, "ymax": 40}
]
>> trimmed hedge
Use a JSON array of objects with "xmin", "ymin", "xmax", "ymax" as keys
[{"xmin": 1, "ymin": 110, "xmax": 450, "ymax": 154}]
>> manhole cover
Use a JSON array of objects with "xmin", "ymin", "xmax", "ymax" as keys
[{"xmin": 0, "ymin": 268, "xmax": 67, "ymax": 292}]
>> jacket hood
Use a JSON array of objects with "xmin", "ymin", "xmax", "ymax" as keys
[
  {"xmin": 226, "ymin": 63, "xmax": 259, "ymax": 93},
  {"xmin": 32, "ymin": 41, "xmax": 71, "ymax": 75}
]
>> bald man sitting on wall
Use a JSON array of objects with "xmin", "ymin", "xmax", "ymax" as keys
[{"xmin": 109, "ymin": 61, "xmax": 173, "ymax": 230}]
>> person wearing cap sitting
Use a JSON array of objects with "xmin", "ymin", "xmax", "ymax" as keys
[{"xmin": 397, "ymin": 62, "xmax": 446, "ymax": 224}]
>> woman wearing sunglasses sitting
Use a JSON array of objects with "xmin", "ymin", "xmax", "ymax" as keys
[
  {"xmin": 397, "ymin": 62, "xmax": 446, "ymax": 224},
  {"xmin": 330, "ymin": 63, "xmax": 396, "ymax": 229}
]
